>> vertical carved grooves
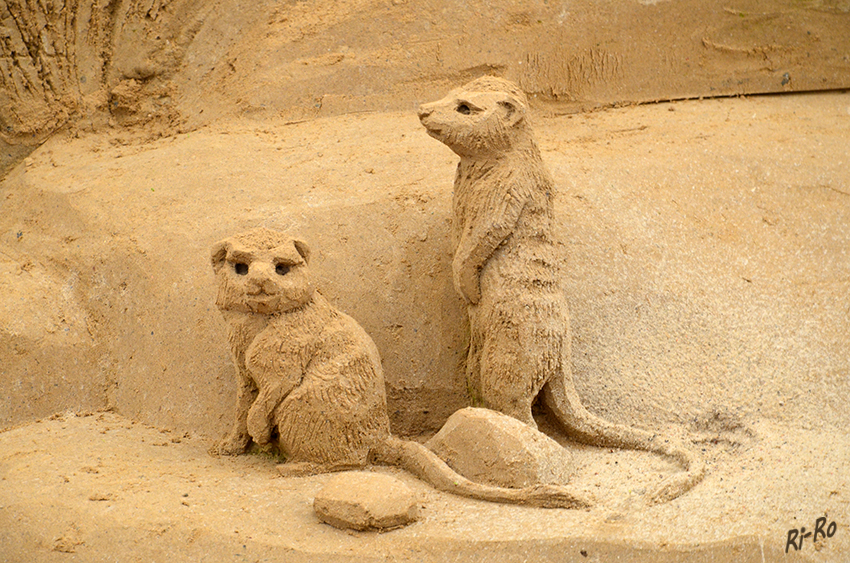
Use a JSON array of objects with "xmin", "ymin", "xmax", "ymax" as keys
[
  {"xmin": 99, "ymin": 0, "xmax": 124, "ymax": 86},
  {"xmin": 3, "ymin": 0, "xmax": 45, "ymax": 104},
  {"xmin": 82, "ymin": 0, "xmax": 121, "ymax": 90},
  {"xmin": 0, "ymin": 0, "xmax": 132, "ymax": 137},
  {"xmin": 1, "ymin": 0, "xmax": 80, "ymax": 133},
  {"xmin": 518, "ymin": 48, "xmax": 623, "ymax": 101},
  {"xmin": 66, "ymin": 0, "xmax": 81, "ymax": 98},
  {"xmin": 1, "ymin": 0, "xmax": 207, "ymax": 138}
]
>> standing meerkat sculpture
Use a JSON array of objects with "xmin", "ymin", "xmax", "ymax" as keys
[
  {"xmin": 418, "ymin": 77, "xmax": 705, "ymax": 503},
  {"xmin": 210, "ymin": 227, "xmax": 590, "ymax": 509}
]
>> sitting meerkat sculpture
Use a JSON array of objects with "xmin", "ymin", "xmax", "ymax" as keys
[
  {"xmin": 210, "ymin": 227, "xmax": 590, "ymax": 509},
  {"xmin": 418, "ymin": 76, "xmax": 705, "ymax": 503}
]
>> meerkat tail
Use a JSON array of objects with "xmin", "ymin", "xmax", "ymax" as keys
[
  {"xmin": 371, "ymin": 436, "xmax": 592, "ymax": 509},
  {"xmin": 542, "ymin": 376, "xmax": 706, "ymax": 502}
]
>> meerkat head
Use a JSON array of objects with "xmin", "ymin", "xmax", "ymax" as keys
[
  {"xmin": 418, "ymin": 76, "xmax": 531, "ymax": 158},
  {"xmin": 211, "ymin": 228, "xmax": 314, "ymax": 315}
]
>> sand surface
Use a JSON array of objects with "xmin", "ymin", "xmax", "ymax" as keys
[{"xmin": 0, "ymin": 411, "xmax": 844, "ymax": 562}]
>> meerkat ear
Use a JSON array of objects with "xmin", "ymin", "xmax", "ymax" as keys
[
  {"xmin": 293, "ymin": 239, "xmax": 311, "ymax": 264},
  {"xmin": 211, "ymin": 240, "xmax": 231, "ymax": 272},
  {"xmin": 498, "ymin": 98, "xmax": 525, "ymax": 128}
]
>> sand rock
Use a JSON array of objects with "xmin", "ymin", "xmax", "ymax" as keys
[
  {"xmin": 426, "ymin": 407, "xmax": 573, "ymax": 488},
  {"xmin": 313, "ymin": 472, "xmax": 419, "ymax": 531}
]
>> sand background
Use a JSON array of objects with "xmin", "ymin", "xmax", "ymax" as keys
[{"xmin": 1, "ymin": 1, "xmax": 849, "ymax": 561}]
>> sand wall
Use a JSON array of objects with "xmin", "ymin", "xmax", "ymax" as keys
[{"xmin": 2, "ymin": 92, "xmax": 848, "ymax": 439}]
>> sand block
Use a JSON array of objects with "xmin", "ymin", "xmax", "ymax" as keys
[
  {"xmin": 426, "ymin": 407, "xmax": 573, "ymax": 489},
  {"xmin": 313, "ymin": 471, "xmax": 419, "ymax": 531}
]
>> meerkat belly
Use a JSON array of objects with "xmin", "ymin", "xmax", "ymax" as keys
[
  {"xmin": 474, "ymin": 229, "xmax": 569, "ymax": 390},
  {"xmin": 480, "ymin": 229, "xmax": 565, "ymax": 313},
  {"xmin": 275, "ymin": 314, "xmax": 391, "ymax": 465}
]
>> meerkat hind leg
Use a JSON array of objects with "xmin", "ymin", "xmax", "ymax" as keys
[
  {"xmin": 478, "ymin": 328, "xmax": 540, "ymax": 429},
  {"xmin": 211, "ymin": 382, "xmax": 258, "ymax": 456},
  {"xmin": 464, "ymin": 321, "xmax": 484, "ymax": 407}
]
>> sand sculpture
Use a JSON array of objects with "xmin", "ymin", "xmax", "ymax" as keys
[
  {"xmin": 210, "ymin": 227, "xmax": 590, "ymax": 508},
  {"xmin": 418, "ymin": 77, "xmax": 705, "ymax": 503}
]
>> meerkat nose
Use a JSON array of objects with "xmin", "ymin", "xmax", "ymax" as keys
[{"xmin": 417, "ymin": 105, "xmax": 433, "ymax": 120}]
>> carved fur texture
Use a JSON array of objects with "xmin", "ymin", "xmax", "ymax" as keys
[
  {"xmin": 210, "ymin": 228, "xmax": 590, "ymax": 509},
  {"xmin": 419, "ymin": 77, "xmax": 705, "ymax": 503}
]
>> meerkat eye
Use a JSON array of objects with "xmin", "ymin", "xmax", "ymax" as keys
[
  {"xmin": 275, "ymin": 263, "xmax": 290, "ymax": 276},
  {"xmin": 234, "ymin": 262, "xmax": 249, "ymax": 275},
  {"xmin": 456, "ymin": 103, "xmax": 471, "ymax": 115}
]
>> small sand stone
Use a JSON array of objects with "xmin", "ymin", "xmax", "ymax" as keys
[
  {"xmin": 426, "ymin": 407, "xmax": 574, "ymax": 488},
  {"xmin": 313, "ymin": 472, "xmax": 419, "ymax": 531}
]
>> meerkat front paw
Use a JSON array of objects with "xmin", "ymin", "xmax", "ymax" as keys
[
  {"xmin": 453, "ymin": 259, "xmax": 481, "ymax": 304},
  {"xmin": 210, "ymin": 432, "xmax": 251, "ymax": 456},
  {"xmin": 247, "ymin": 403, "xmax": 273, "ymax": 445}
]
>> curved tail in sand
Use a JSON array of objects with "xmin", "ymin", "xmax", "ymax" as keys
[
  {"xmin": 543, "ymin": 375, "xmax": 706, "ymax": 504},
  {"xmin": 371, "ymin": 436, "xmax": 592, "ymax": 509}
]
